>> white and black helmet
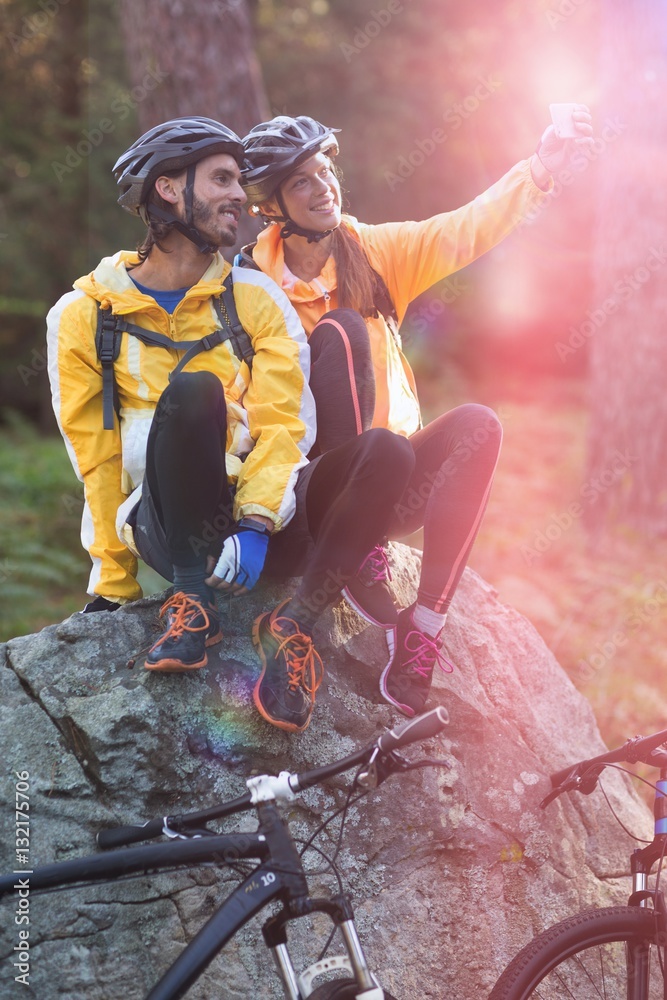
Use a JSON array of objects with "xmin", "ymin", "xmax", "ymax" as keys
[
  {"xmin": 113, "ymin": 116, "xmax": 245, "ymax": 220},
  {"xmin": 241, "ymin": 115, "xmax": 339, "ymax": 206}
]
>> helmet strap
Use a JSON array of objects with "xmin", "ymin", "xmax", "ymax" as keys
[
  {"xmin": 184, "ymin": 162, "xmax": 196, "ymax": 228},
  {"xmin": 145, "ymin": 161, "xmax": 217, "ymax": 255},
  {"xmin": 275, "ymin": 190, "xmax": 334, "ymax": 244},
  {"xmin": 145, "ymin": 204, "xmax": 218, "ymax": 254}
]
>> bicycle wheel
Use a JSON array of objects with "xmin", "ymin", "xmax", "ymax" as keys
[
  {"xmin": 306, "ymin": 977, "xmax": 398, "ymax": 999},
  {"xmin": 489, "ymin": 906, "xmax": 666, "ymax": 999}
]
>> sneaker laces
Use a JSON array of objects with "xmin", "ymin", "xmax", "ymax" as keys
[
  {"xmin": 402, "ymin": 628, "xmax": 454, "ymax": 678},
  {"xmin": 272, "ymin": 615, "xmax": 324, "ymax": 695},
  {"xmin": 158, "ymin": 592, "xmax": 212, "ymax": 639},
  {"xmin": 359, "ymin": 544, "xmax": 392, "ymax": 584}
]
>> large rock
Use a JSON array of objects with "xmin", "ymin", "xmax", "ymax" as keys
[{"xmin": 0, "ymin": 544, "xmax": 651, "ymax": 999}]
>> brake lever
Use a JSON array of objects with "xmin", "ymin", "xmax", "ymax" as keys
[
  {"xmin": 540, "ymin": 772, "xmax": 598, "ymax": 809},
  {"xmin": 355, "ymin": 751, "xmax": 450, "ymax": 791},
  {"xmin": 396, "ymin": 756, "xmax": 451, "ymax": 773}
]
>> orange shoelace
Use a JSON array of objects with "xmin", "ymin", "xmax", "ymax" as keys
[
  {"xmin": 158, "ymin": 592, "xmax": 212, "ymax": 639},
  {"xmin": 272, "ymin": 615, "xmax": 324, "ymax": 695}
]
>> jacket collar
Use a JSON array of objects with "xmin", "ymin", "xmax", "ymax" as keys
[
  {"xmin": 254, "ymin": 224, "xmax": 337, "ymax": 304},
  {"xmin": 74, "ymin": 250, "xmax": 231, "ymax": 314}
]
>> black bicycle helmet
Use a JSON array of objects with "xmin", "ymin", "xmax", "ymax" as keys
[
  {"xmin": 114, "ymin": 117, "xmax": 245, "ymax": 216},
  {"xmin": 113, "ymin": 117, "xmax": 245, "ymax": 252},
  {"xmin": 241, "ymin": 116, "xmax": 339, "ymax": 206}
]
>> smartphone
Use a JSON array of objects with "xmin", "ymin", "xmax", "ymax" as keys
[{"xmin": 549, "ymin": 103, "xmax": 579, "ymax": 139}]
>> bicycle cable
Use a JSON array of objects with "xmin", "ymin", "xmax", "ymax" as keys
[
  {"xmin": 594, "ymin": 763, "xmax": 663, "ymax": 844},
  {"xmin": 596, "ymin": 765, "xmax": 667, "ymax": 983},
  {"xmin": 298, "ymin": 762, "xmax": 370, "ymax": 865},
  {"xmin": 295, "ymin": 761, "xmax": 373, "ymax": 965}
]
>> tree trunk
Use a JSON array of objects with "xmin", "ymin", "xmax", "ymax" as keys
[
  {"xmin": 117, "ymin": 0, "xmax": 270, "ymax": 254},
  {"xmin": 586, "ymin": 0, "xmax": 667, "ymax": 536}
]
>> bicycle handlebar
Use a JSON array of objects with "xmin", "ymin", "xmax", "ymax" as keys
[
  {"xmin": 97, "ymin": 708, "xmax": 449, "ymax": 849},
  {"xmin": 97, "ymin": 818, "xmax": 166, "ymax": 850},
  {"xmin": 542, "ymin": 726, "xmax": 667, "ymax": 808},
  {"xmin": 377, "ymin": 706, "xmax": 449, "ymax": 753}
]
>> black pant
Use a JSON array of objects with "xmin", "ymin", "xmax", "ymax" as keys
[
  {"xmin": 307, "ymin": 308, "xmax": 375, "ymax": 455},
  {"xmin": 302, "ymin": 309, "xmax": 503, "ymax": 615},
  {"xmin": 134, "ymin": 372, "xmax": 414, "ymax": 619}
]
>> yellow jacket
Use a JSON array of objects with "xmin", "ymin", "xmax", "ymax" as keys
[
  {"xmin": 46, "ymin": 251, "xmax": 315, "ymax": 604},
  {"xmin": 252, "ymin": 158, "xmax": 547, "ymax": 436}
]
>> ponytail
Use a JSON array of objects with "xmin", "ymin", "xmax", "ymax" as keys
[{"xmin": 331, "ymin": 220, "xmax": 379, "ymax": 318}]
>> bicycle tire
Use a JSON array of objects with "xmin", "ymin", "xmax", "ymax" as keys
[
  {"xmin": 306, "ymin": 978, "xmax": 398, "ymax": 999},
  {"xmin": 489, "ymin": 905, "xmax": 666, "ymax": 999}
]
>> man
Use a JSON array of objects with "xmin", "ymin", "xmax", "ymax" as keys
[{"xmin": 47, "ymin": 117, "xmax": 414, "ymax": 733}]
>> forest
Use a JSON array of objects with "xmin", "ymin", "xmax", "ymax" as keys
[{"xmin": 1, "ymin": 0, "xmax": 666, "ymax": 754}]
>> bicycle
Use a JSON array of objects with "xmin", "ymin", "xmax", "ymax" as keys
[
  {"xmin": 0, "ymin": 707, "xmax": 449, "ymax": 1000},
  {"xmin": 489, "ymin": 725, "xmax": 667, "ymax": 999}
]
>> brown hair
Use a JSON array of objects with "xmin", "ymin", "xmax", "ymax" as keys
[
  {"xmin": 331, "ymin": 219, "xmax": 379, "ymax": 318},
  {"xmin": 135, "ymin": 168, "xmax": 185, "ymax": 262}
]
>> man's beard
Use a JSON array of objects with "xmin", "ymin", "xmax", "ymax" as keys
[{"xmin": 191, "ymin": 194, "xmax": 236, "ymax": 248}]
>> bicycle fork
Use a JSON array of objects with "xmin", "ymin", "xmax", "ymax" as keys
[
  {"xmin": 627, "ymin": 766, "xmax": 667, "ymax": 1000},
  {"xmin": 263, "ymin": 894, "xmax": 384, "ymax": 999}
]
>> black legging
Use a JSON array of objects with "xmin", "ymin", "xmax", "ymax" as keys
[
  {"xmin": 143, "ymin": 371, "xmax": 234, "ymax": 568},
  {"xmin": 303, "ymin": 310, "xmax": 503, "ymax": 615},
  {"xmin": 141, "ymin": 372, "xmax": 414, "ymax": 615},
  {"xmin": 389, "ymin": 405, "xmax": 502, "ymax": 613},
  {"xmin": 308, "ymin": 308, "xmax": 375, "ymax": 455}
]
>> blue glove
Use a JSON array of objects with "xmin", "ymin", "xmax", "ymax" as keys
[{"xmin": 208, "ymin": 522, "xmax": 270, "ymax": 592}]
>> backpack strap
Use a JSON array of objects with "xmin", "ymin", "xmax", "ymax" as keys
[
  {"xmin": 95, "ymin": 306, "xmax": 123, "ymax": 431},
  {"xmin": 95, "ymin": 274, "xmax": 254, "ymax": 430},
  {"xmin": 233, "ymin": 242, "xmax": 259, "ymax": 269},
  {"xmin": 214, "ymin": 273, "xmax": 254, "ymax": 370}
]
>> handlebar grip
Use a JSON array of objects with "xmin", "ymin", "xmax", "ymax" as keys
[
  {"xmin": 97, "ymin": 817, "xmax": 165, "ymax": 850},
  {"xmin": 377, "ymin": 707, "xmax": 449, "ymax": 753}
]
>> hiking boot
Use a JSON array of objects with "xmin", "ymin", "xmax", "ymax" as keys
[
  {"xmin": 380, "ymin": 604, "xmax": 454, "ymax": 717},
  {"xmin": 252, "ymin": 600, "xmax": 323, "ymax": 733},
  {"xmin": 342, "ymin": 543, "xmax": 398, "ymax": 629},
  {"xmin": 145, "ymin": 592, "xmax": 222, "ymax": 672}
]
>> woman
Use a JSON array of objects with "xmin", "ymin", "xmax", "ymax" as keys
[{"xmin": 239, "ymin": 111, "xmax": 592, "ymax": 717}]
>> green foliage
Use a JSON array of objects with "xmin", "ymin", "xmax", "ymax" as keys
[
  {"xmin": 0, "ymin": 0, "xmax": 143, "ymax": 419},
  {"xmin": 0, "ymin": 415, "xmax": 88, "ymax": 639}
]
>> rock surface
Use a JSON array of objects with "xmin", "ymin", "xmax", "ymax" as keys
[{"xmin": 0, "ymin": 544, "xmax": 652, "ymax": 999}]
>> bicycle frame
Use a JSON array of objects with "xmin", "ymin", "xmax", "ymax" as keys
[
  {"xmin": 1, "ymin": 799, "xmax": 381, "ymax": 1000},
  {"xmin": 2, "ymin": 709, "xmax": 449, "ymax": 999},
  {"xmin": 623, "ymin": 759, "xmax": 667, "ymax": 1000}
]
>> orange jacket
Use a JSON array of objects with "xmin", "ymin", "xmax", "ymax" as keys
[{"xmin": 252, "ymin": 158, "xmax": 546, "ymax": 436}]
